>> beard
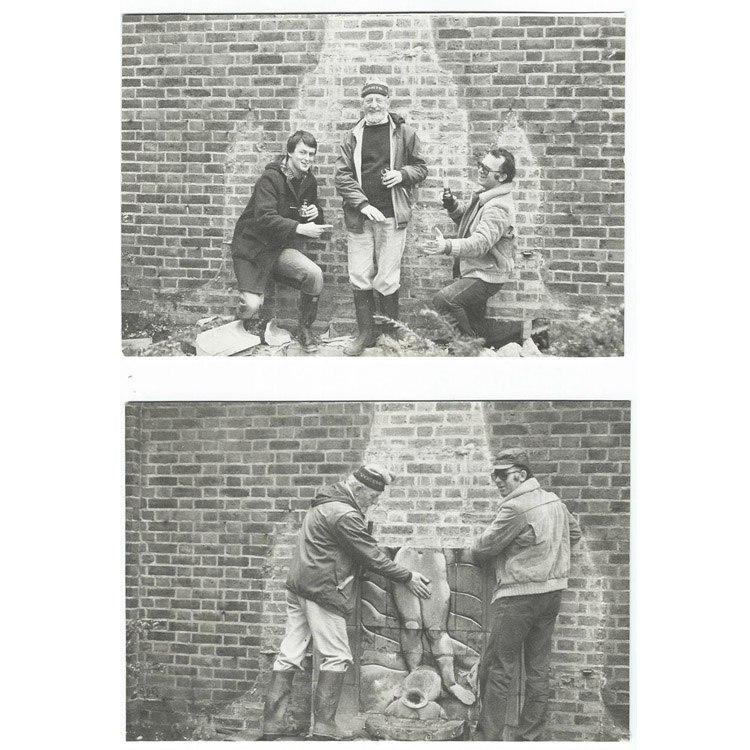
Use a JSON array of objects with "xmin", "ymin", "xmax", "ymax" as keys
[{"xmin": 364, "ymin": 111, "xmax": 389, "ymax": 125}]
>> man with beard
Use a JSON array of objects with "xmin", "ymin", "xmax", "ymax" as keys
[
  {"xmin": 261, "ymin": 464, "xmax": 432, "ymax": 740},
  {"xmin": 335, "ymin": 80, "xmax": 428, "ymax": 355}
]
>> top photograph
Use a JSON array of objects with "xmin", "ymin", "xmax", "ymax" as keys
[{"xmin": 121, "ymin": 12, "xmax": 625, "ymax": 358}]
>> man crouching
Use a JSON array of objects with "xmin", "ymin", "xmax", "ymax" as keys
[
  {"xmin": 230, "ymin": 130, "xmax": 333, "ymax": 352},
  {"xmin": 424, "ymin": 148, "xmax": 517, "ymax": 342}
]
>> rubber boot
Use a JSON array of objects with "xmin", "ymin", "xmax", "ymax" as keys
[
  {"xmin": 376, "ymin": 289, "xmax": 403, "ymax": 341},
  {"xmin": 262, "ymin": 670, "xmax": 305, "ymax": 740},
  {"xmin": 311, "ymin": 670, "xmax": 353, "ymax": 740},
  {"xmin": 238, "ymin": 302, "xmax": 268, "ymax": 341},
  {"xmin": 297, "ymin": 293, "xmax": 321, "ymax": 353},
  {"xmin": 343, "ymin": 289, "xmax": 377, "ymax": 356}
]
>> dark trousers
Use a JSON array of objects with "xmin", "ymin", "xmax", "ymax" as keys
[
  {"xmin": 478, "ymin": 590, "xmax": 563, "ymax": 741},
  {"xmin": 432, "ymin": 277, "xmax": 503, "ymax": 338}
]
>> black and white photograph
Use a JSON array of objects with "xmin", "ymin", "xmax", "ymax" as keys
[
  {"xmin": 126, "ymin": 400, "xmax": 630, "ymax": 741},
  {"xmin": 10, "ymin": 1, "xmax": 748, "ymax": 749},
  {"xmin": 121, "ymin": 11, "xmax": 625, "ymax": 357}
]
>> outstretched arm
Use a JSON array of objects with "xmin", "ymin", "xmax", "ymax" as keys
[
  {"xmin": 450, "ymin": 204, "xmax": 511, "ymax": 259},
  {"xmin": 331, "ymin": 512, "xmax": 412, "ymax": 583},
  {"xmin": 471, "ymin": 506, "xmax": 525, "ymax": 560}
]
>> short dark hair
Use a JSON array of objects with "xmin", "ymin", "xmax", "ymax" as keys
[
  {"xmin": 287, "ymin": 130, "xmax": 317, "ymax": 154},
  {"xmin": 489, "ymin": 147, "xmax": 516, "ymax": 184}
]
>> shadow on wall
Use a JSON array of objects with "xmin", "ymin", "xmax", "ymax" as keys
[
  {"xmin": 184, "ymin": 14, "xmax": 549, "ymax": 329},
  {"xmin": 126, "ymin": 401, "xmax": 630, "ymax": 740}
]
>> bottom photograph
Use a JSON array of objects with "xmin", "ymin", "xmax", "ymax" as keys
[{"xmin": 125, "ymin": 400, "xmax": 630, "ymax": 742}]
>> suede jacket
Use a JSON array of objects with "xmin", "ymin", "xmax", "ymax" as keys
[
  {"xmin": 286, "ymin": 482, "xmax": 412, "ymax": 617},
  {"xmin": 471, "ymin": 478, "xmax": 582, "ymax": 600},
  {"xmin": 445, "ymin": 183, "xmax": 517, "ymax": 285},
  {"xmin": 334, "ymin": 112, "xmax": 428, "ymax": 232},
  {"xmin": 230, "ymin": 157, "xmax": 325, "ymax": 261}
]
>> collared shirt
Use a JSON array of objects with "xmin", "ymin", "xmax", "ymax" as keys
[{"xmin": 281, "ymin": 157, "xmax": 303, "ymax": 186}]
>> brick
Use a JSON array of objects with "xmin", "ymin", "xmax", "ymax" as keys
[{"xmin": 126, "ymin": 8, "xmax": 628, "ymax": 728}]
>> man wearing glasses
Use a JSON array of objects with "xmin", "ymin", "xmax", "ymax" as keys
[
  {"xmin": 424, "ymin": 148, "xmax": 517, "ymax": 341},
  {"xmin": 470, "ymin": 449, "xmax": 581, "ymax": 741}
]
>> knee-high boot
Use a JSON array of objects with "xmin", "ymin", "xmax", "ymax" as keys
[
  {"xmin": 343, "ymin": 289, "xmax": 377, "ymax": 356},
  {"xmin": 297, "ymin": 292, "xmax": 321, "ymax": 352},
  {"xmin": 311, "ymin": 670, "xmax": 354, "ymax": 740},
  {"xmin": 375, "ymin": 289, "xmax": 403, "ymax": 340},
  {"xmin": 261, "ymin": 670, "xmax": 305, "ymax": 740}
]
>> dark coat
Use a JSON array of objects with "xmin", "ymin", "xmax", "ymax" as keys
[
  {"xmin": 285, "ymin": 483, "xmax": 412, "ymax": 617},
  {"xmin": 230, "ymin": 158, "xmax": 325, "ymax": 262}
]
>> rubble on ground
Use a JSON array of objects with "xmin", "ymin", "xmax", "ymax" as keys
[{"xmin": 123, "ymin": 314, "xmax": 549, "ymax": 358}]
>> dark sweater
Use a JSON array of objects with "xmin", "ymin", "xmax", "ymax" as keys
[{"xmin": 360, "ymin": 121, "xmax": 394, "ymax": 217}]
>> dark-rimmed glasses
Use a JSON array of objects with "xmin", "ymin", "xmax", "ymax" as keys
[
  {"xmin": 478, "ymin": 163, "xmax": 504, "ymax": 177},
  {"xmin": 491, "ymin": 467, "xmax": 519, "ymax": 481}
]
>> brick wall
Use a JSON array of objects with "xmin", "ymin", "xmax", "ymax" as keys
[
  {"xmin": 126, "ymin": 400, "xmax": 629, "ymax": 739},
  {"xmin": 122, "ymin": 13, "xmax": 625, "ymax": 331}
]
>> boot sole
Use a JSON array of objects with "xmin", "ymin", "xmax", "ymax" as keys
[{"xmin": 343, "ymin": 337, "xmax": 378, "ymax": 356}]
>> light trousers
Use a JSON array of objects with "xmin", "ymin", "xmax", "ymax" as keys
[
  {"xmin": 347, "ymin": 217, "xmax": 407, "ymax": 295},
  {"xmin": 273, "ymin": 591, "xmax": 352, "ymax": 673}
]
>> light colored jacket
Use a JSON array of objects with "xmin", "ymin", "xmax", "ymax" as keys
[
  {"xmin": 446, "ymin": 183, "xmax": 517, "ymax": 285},
  {"xmin": 471, "ymin": 477, "xmax": 582, "ymax": 600},
  {"xmin": 334, "ymin": 112, "xmax": 428, "ymax": 232}
]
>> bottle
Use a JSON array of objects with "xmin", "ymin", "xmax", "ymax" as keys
[
  {"xmin": 442, "ymin": 185, "xmax": 456, "ymax": 210},
  {"xmin": 300, "ymin": 199, "xmax": 310, "ymax": 222}
]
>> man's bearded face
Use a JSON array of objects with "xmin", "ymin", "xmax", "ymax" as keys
[{"xmin": 363, "ymin": 94, "xmax": 390, "ymax": 125}]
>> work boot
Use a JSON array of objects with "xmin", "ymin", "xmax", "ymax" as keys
[
  {"xmin": 261, "ymin": 670, "xmax": 305, "ymax": 740},
  {"xmin": 375, "ymin": 289, "xmax": 403, "ymax": 341},
  {"xmin": 343, "ymin": 289, "xmax": 377, "ymax": 356},
  {"xmin": 311, "ymin": 670, "xmax": 354, "ymax": 740},
  {"xmin": 297, "ymin": 293, "xmax": 321, "ymax": 353}
]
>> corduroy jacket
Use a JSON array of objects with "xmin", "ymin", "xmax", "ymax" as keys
[
  {"xmin": 334, "ymin": 112, "xmax": 428, "ymax": 232},
  {"xmin": 471, "ymin": 477, "xmax": 582, "ymax": 600},
  {"xmin": 286, "ymin": 483, "xmax": 412, "ymax": 618},
  {"xmin": 445, "ymin": 183, "xmax": 517, "ymax": 285}
]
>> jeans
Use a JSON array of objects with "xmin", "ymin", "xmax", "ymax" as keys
[
  {"xmin": 233, "ymin": 248, "xmax": 323, "ymax": 296},
  {"xmin": 478, "ymin": 590, "xmax": 563, "ymax": 741},
  {"xmin": 347, "ymin": 217, "xmax": 407, "ymax": 295},
  {"xmin": 272, "ymin": 248, "xmax": 324, "ymax": 296},
  {"xmin": 273, "ymin": 592, "xmax": 352, "ymax": 673},
  {"xmin": 432, "ymin": 277, "xmax": 503, "ymax": 338}
]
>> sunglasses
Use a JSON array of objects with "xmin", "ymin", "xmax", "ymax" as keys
[
  {"xmin": 491, "ymin": 468, "xmax": 520, "ymax": 481},
  {"xmin": 478, "ymin": 163, "xmax": 504, "ymax": 177}
]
